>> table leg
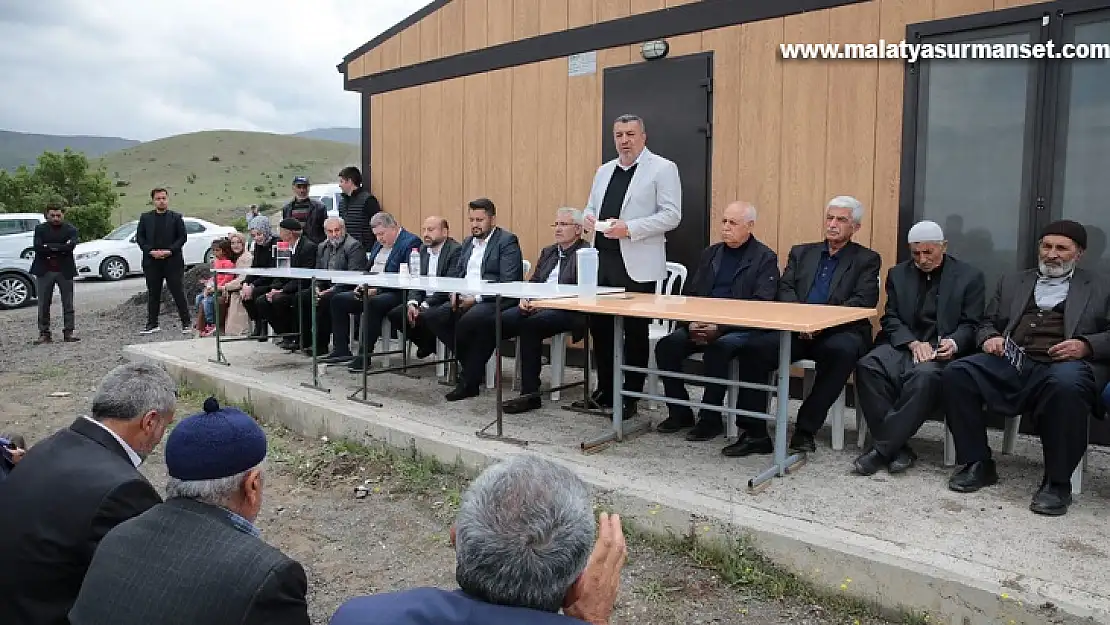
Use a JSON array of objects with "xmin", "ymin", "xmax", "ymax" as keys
[
  {"xmin": 349, "ymin": 288, "xmax": 383, "ymax": 407},
  {"xmin": 209, "ymin": 283, "xmax": 230, "ymax": 366},
  {"xmin": 747, "ymin": 329, "xmax": 807, "ymax": 492},
  {"xmin": 477, "ymin": 294, "xmax": 528, "ymax": 446},
  {"xmin": 300, "ymin": 276, "xmax": 330, "ymax": 394}
]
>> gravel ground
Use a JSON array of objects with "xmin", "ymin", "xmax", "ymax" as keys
[{"xmin": 0, "ymin": 284, "xmax": 902, "ymax": 625}]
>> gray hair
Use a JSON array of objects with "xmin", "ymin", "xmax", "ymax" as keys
[
  {"xmin": 324, "ymin": 216, "xmax": 345, "ymax": 229},
  {"xmin": 727, "ymin": 200, "xmax": 758, "ymax": 222},
  {"xmin": 827, "ymin": 195, "xmax": 865, "ymax": 225},
  {"xmin": 165, "ymin": 462, "xmax": 264, "ymax": 507},
  {"xmin": 369, "ymin": 212, "xmax": 398, "ymax": 229},
  {"xmin": 455, "ymin": 454, "xmax": 595, "ymax": 613},
  {"xmin": 90, "ymin": 362, "xmax": 177, "ymax": 422},
  {"xmin": 555, "ymin": 207, "xmax": 584, "ymax": 225},
  {"xmin": 613, "ymin": 114, "xmax": 645, "ymax": 133}
]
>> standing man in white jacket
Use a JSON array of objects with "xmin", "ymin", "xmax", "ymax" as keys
[{"xmin": 580, "ymin": 114, "xmax": 682, "ymax": 415}]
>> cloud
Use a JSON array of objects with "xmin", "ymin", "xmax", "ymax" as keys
[{"xmin": 0, "ymin": 0, "xmax": 427, "ymax": 141}]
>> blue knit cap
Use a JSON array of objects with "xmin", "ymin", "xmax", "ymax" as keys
[{"xmin": 165, "ymin": 397, "xmax": 267, "ymax": 481}]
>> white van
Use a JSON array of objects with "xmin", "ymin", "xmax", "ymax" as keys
[
  {"xmin": 0, "ymin": 213, "xmax": 46, "ymax": 259},
  {"xmin": 309, "ymin": 183, "xmax": 343, "ymax": 218}
]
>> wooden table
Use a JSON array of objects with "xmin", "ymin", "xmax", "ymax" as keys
[{"xmin": 533, "ymin": 293, "xmax": 877, "ymax": 491}]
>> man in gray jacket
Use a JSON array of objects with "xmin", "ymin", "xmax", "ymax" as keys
[{"xmin": 292, "ymin": 217, "xmax": 367, "ymax": 355}]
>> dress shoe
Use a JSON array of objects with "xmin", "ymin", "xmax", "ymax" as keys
[
  {"xmin": 347, "ymin": 356, "xmax": 368, "ymax": 372},
  {"xmin": 319, "ymin": 352, "xmax": 354, "ymax": 364},
  {"xmin": 887, "ymin": 447, "xmax": 917, "ymax": 474},
  {"xmin": 853, "ymin": 449, "xmax": 888, "ymax": 476},
  {"xmin": 789, "ymin": 430, "xmax": 816, "ymax": 453},
  {"xmin": 721, "ymin": 434, "xmax": 773, "ymax": 457},
  {"xmin": 655, "ymin": 413, "xmax": 695, "ymax": 434},
  {"xmin": 571, "ymin": 390, "xmax": 610, "ymax": 410},
  {"xmin": 1030, "ymin": 482, "xmax": 1071, "ymax": 516},
  {"xmin": 948, "ymin": 459, "xmax": 998, "ymax": 493},
  {"xmin": 63, "ymin": 330, "xmax": 79, "ymax": 342},
  {"xmin": 686, "ymin": 417, "xmax": 723, "ymax": 442},
  {"xmin": 416, "ymin": 344, "xmax": 435, "ymax": 359},
  {"xmin": 503, "ymin": 396, "xmax": 541, "ymax": 414},
  {"xmin": 34, "ymin": 333, "xmax": 52, "ymax": 345},
  {"xmin": 445, "ymin": 384, "xmax": 480, "ymax": 401}
]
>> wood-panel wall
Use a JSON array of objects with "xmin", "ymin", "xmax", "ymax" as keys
[{"xmin": 365, "ymin": 0, "xmax": 1051, "ymax": 271}]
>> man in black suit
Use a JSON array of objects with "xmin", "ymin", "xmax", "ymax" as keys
[
  {"xmin": 0, "ymin": 362, "xmax": 176, "ymax": 625},
  {"xmin": 423, "ymin": 198, "xmax": 525, "ymax": 401},
  {"xmin": 853, "ymin": 220, "xmax": 985, "ymax": 476},
  {"xmin": 136, "ymin": 187, "xmax": 192, "ymax": 334},
  {"xmin": 69, "ymin": 398, "xmax": 309, "ymax": 625},
  {"xmin": 30, "ymin": 202, "xmax": 80, "ymax": 344},
  {"xmin": 295, "ymin": 216, "xmax": 368, "ymax": 356},
  {"xmin": 731, "ymin": 196, "xmax": 882, "ymax": 456},
  {"xmin": 653, "ymin": 201, "xmax": 779, "ymax": 445},
  {"xmin": 253, "ymin": 219, "xmax": 319, "ymax": 349},
  {"xmin": 943, "ymin": 220, "xmax": 1109, "ymax": 516},
  {"xmin": 386, "ymin": 216, "xmax": 463, "ymax": 362}
]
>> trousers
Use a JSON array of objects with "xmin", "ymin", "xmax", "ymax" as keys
[
  {"xmin": 36, "ymin": 271, "xmax": 75, "ymax": 333},
  {"xmin": 854, "ymin": 343, "xmax": 946, "ymax": 457}
]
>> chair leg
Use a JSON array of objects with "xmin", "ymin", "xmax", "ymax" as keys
[
  {"xmin": 1002, "ymin": 415, "xmax": 1021, "ymax": 455},
  {"xmin": 485, "ymin": 355, "xmax": 497, "ymax": 390},
  {"xmin": 549, "ymin": 333, "xmax": 566, "ymax": 401},
  {"xmin": 436, "ymin": 341, "xmax": 447, "ymax": 379},
  {"xmin": 1072, "ymin": 450, "xmax": 1086, "ymax": 495},
  {"xmin": 830, "ymin": 389, "xmax": 846, "ymax": 451},
  {"xmin": 944, "ymin": 419, "xmax": 957, "ymax": 467},
  {"xmin": 646, "ymin": 345, "xmax": 660, "ymax": 409},
  {"xmin": 512, "ymin": 339, "xmax": 522, "ymax": 391},
  {"xmin": 725, "ymin": 360, "xmax": 739, "ymax": 440},
  {"xmin": 855, "ymin": 386, "xmax": 868, "ymax": 450}
]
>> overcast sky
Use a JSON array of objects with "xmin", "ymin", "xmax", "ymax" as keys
[{"xmin": 0, "ymin": 0, "xmax": 427, "ymax": 141}]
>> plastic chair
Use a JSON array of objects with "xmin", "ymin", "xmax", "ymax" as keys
[{"xmin": 645, "ymin": 262, "xmax": 689, "ymax": 406}]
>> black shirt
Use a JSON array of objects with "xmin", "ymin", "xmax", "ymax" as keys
[
  {"xmin": 710, "ymin": 239, "xmax": 750, "ymax": 298},
  {"xmin": 912, "ymin": 261, "xmax": 944, "ymax": 344},
  {"xmin": 595, "ymin": 164, "xmax": 637, "ymax": 252},
  {"xmin": 150, "ymin": 211, "xmax": 173, "ymax": 250}
]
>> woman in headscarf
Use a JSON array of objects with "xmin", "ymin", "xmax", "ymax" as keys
[
  {"xmin": 240, "ymin": 215, "xmax": 280, "ymax": 340},
  {"xmin": 220, "ymin": 231, "xmax": 254, "ymax": 336}
]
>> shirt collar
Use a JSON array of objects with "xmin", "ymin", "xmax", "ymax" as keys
[
  {"xmin": 225, "ymin": 508, "xmax": 261, "ymax": 537},
  {"xmin": 617, "ymin": 149, "xmax": 646, "ymax": 171},
  {"xmin": 82, "ymin": 415, "xmax": 142, "ymax": 467}
]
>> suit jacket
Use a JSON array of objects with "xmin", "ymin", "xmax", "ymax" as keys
[
  {"xmin": 778, "ymin": 240, "xmax": 882, "ymax": 340},
  {"xmin": 135, "ymin": 209, "xmax": 188, "ymax": 269},
  {"xmin": 583, "ymin": 147, "xmax": 682, "ymax": 283},
  {"xmin": 976, "ymin": 267, "xmax": 1110, "ymax": 413},
  {"xmin": 683, "ymin": 238, "xmax": 779, "ymax": 333},
  {"xmin": 30, "ymin": 222, "xmax": 79, "ymax": 278},
  {"xmin": 531, "ymin": 239, "xmax": 587, "ymax": 285},
  {"xmin": 0, "ymin": 418, "xmax": 162, "ymax": 625},
  {"xmin": 368, "ymin": 228, "xmax": 422, "ymax": 274},
  {"xmin": 877, "ymin": 254, "xmax": 986, "ymax": 356},
  {"xmin": 272, "ymin": 236, "xmax": 318, "ymax": 295},
  {"xmin": 408, "ymin": 238, "xmax": 463, "ymax": 305},
  {"xmin": 427, "ymin": 227, "xmax": 524, "ymax": 308},
  {"xmin": 329, "ymin": 587, "xmax": 587, "ymax": 625},
  {"xmin": 69, "ymin": 497, "xmax": 310, "ymax": 625},
  {"xmin": 316, "ymin": 235, "xmax": 368, "ymax": 291}
]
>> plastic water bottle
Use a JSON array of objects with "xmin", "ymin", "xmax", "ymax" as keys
[
  {"xmin": 576, "ymin": 247, "xmax": 599, "ymax": 303},
  {"xmin": 274, "ymin": 241, "xmax": 291, "ymax": 269},
  {"xmin": 409, "ymin": 248, "xmax": 422, "ymax": 276}
]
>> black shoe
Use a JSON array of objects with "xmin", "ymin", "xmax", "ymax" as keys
[
  {"xmin": 686, "ymin": 416, "xmax": 723, "ymax": 442},
  {"xmin": 416, "ymin": 344, "xmax": 435, "ymax": 359},
  {"xmin": 571, "ymin": 390, "xmax": 611, "ymax": 411},
  {"xmin": 63, "ymin": 331, "xmax": 80, "ymax": 342},
  {"xmin": 948, "ymin": 459, "xmax": 999, "ymax": 493},
  {"xmin": 789, "ymin": 430, "xmax": 816, "ymax": 453},
  {"xmin": 279, "ymin": 341, "xmax": 299, "ymax": 351},
  {"xmin": 503, "ymin": 396, "xmax": 542, "ymax": 414},
  {"xmin": 446, "ymin": 384, "xmax": 480, "ymax": 401},
  {"xmin": 320, "ymin": 352, "xmax": 354, "ymax": 364},
  {"xmin": 347, "ymin": 356, "xmax": 367, "ymax": 372},
  {"xmin": 1030, "ymin": 482, "xmax": 1071, "ymax": 516},
  {"xmin": 887, "ymin": 446, "xmax": 917, "ymax": 474},
  {"xmin": 34, "ymin": 333, "xmax": 52, "ymax": 345},
  {"xmin": 655, "ymin": 413, "xmax": 695, "ymax": 434},
  {"xmin": 721, "ymin": 433, "xmax": 773, "ymax": 457},
  {"xmin": 853, "ymin": 449, "xmax": 888, "ymax": 476}
]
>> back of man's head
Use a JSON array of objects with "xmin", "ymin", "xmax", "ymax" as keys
[{"xmin": 454, "ymin": 454, "xmax": 594, "ymax": 613}]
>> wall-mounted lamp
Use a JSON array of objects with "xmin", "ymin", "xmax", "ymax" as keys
[{"xmin": 640, "ymin": 40, "xmax": 669, "ymax": 61}]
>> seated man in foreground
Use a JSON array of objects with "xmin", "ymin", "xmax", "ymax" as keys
[
  {"xmin": 329, "ymin": 454, "xmax": 626, "ymax": 625},
  {"xmin": 732, "ymin": 196, "xmax": 881, "ymax": 455},
  {"xmin": 942, "ymin": 220, "xmax": 1109, "ymax": 516},
  {"xmin": 386, "ymin": 216, "xmax": 462, "ymax": 362},
  {"xmin": 69, "ymin": 398, "xmax": 310, "ymax": 624},
  {"xmin": 423, "ymin": 198, "xmax": 524, "ymax": 400},
  {"xmin": 853, "ymin": 220, "xmax": 985, "ymax": 476},
  {"xmin": 297, "ymin": 217, "xmax": 367, "ymax": 355},
  {"xmin": 254, "ymin": 219, "xmax": 318, "ymax": 349},
  {"xmin": 653, "ymin": 201, "xmax": 779, "ymax": 446}
]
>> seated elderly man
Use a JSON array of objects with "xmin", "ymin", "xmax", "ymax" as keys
[
  {"xmin": 323, "ymin": 212, "xmax": 419, "ymax": 368},
  {"xmin": 853, "ymin": 220, "xmax": 985, "ymax": 476},
  {"xmin": 0, "ymin": 362, "xmax": 176, "ymax": 625},
  {"xmin": 730, "ymin": 196, "xmax": 881, "ymax": 455},
  {"xmin": 254, "ymin": 219, "xmax": 319, "ymax": 349},
  {"xmin": 290, "ymin": 216, "xmax": 368, "ymax": 355},
  {"xmin": 330, "ymin": 454, "xmax": 626, "ymax": 625},
  {"xmin": 653, "ymin": 201, "xmax": 779, "ymax": 444},
  {"xmin": 942, "ymin": 220, "xmax": 1109, "ymax": 516},
  {"xmin": 69, "ymin": 398, "xmax": 310, "ymax": 624},
  {"xmin": 386, "ymin": 216, "xmax": 463, "ymax": 361}
]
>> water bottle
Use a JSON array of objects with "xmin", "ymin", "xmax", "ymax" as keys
[
  {"xmin": 576, "ymin": 247, "xmax": 599, "ymax": 303},
  {"xmin": 275, "ymin": 241, "xmax": 291, "ymax": 269},
  {"xmin": 409, "ymin": 248, "xmax": 422, "ymax": 276}
]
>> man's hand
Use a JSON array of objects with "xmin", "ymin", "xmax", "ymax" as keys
[
  {"xmin": 909, "ymin": 341, "xmax": 935, "ymax": 364},
  {"xmin": 934, "ymin": 338, "xmax": 958, "ymax": 361},
  {"xmin": 688, "ymin": 322, "xmax": 708, "ymax": 345},
  {"xmin": 317, "ymin": 287, "xmax": 334, "ymax": 298},
  {"xmin": 240, "ymin": 284, "xmax": 253, "ymax": 300},
  {"xmin": 519, "ymin": 299, "xmax": 534, "ymax": 314},
  {"xmin": 799, "ymin": 329, "xmax": 823, "ymax": 340},
  {"xmin": 584, "ymin": 214, "xmax": 597, "ymax": 230},
  {"xmin": 563, "ymin": 512, "xmax": 627, "ymax": 625},
  {"xmin": 603, "ymin": 219, "xmax": 630, "ymax": 239},
  {"xmin": 458, "ymin": 296, "xmax": 477, "ymax": 311},
  {"xmin": 266, "ymin": 289, "xmax": 279, "ymax": 302},
  {"xmin": 983, "ymin": 336, "xmax": 1005, "ymax": 356},
  {"xmin": 7, "ymin": 446, "xmax": 25, "ymax": 465},
  {"xmin": 700, "ymin": 323, "xmax": 721, "ymax": 343},
  {"xmin": 1048, "ymin": 339, "xmax": 1091, "ymax": 362},
  {"xmin": 407, "ymin": 303, "xmax": 421, "ymax": 325}
]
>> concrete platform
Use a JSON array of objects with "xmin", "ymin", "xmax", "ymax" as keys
[{"xmin": 126, "ymin": 337, "xmax": 1110, "ymax": 625}]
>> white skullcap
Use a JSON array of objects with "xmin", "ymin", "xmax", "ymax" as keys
[{"xmin": 907, "ymin": 220, "xmax": 945, "ymax": 244}]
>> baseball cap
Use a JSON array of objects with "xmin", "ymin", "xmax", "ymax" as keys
[{"xmin": 293, "ymin": 176, "xmax": 310, "ymax": 185}]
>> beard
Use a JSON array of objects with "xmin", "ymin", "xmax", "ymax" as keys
[{"xmin": 1039, "ymin": 258, "xmax": 1075, "ymax": 278}]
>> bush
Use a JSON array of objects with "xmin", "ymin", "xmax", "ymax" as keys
[
  {"xmin": 210, "ymin": 155, "xmax": 220, "ymax": 162},
  {"xmin": 0, "ymin": 149, "xmax": 119, "ymax": 241},
  {"xmin": 253, "ymin": 185, "xmax": 265, "ymax": 193},
  {"xmin": 231, "ymin": 217, "xmax": 248, "ymax": 232}
]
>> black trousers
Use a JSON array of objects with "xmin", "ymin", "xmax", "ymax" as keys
[
  {"xmin": 296, "ymin": 289, "xmax": 333, "ymax": 351},
  {"xmin": 142, "ymin": 260, "xmax": 189, "ymax": 327},
  {"xmin": 386, "ymin": 303, "xmax": 439, "ymax": 356},
  {"xmin": 588, "ymin": 249, "xmax": 655, "ymax": 401},
  {"xmin": 36, "ymin": 271, "xmax": 75, "ymax": 334},
  {"xmin": 854, "ymin": 343, "xmax": 946, "ymax": 457},
  {"xmin": 735, "ymin": 327, "xmax": 867, "ymax": 437},
  {"xmin": 331, "ymin": 290, "xmax": 402, "ymax": 357},
  {"xmin": 654, "ymin": 327, "xmax": 753, "ymax": 424},
  {"xmin": 424, "ymin": 301, "xmax": 500, "ymax": 388},
  {"xmin": 458, "ymin": 306, "xmax": 583, "ymax": 394},
  {"xmin": 942, "ymin": 353, "xmax": 1095, "ymax": 485},
  {"xmin": 254, "ymin": 290, "xmax": 299, "ymax": 339}
]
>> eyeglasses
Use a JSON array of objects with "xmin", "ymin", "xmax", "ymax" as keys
[{"xmin": 551, "ymin": 222, "xmax": 577, "ymax": 228}]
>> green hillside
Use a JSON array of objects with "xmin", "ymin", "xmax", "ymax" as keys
[{"xmin": 97, "ymin": 130, "xmax": 360, "ymax": 226}]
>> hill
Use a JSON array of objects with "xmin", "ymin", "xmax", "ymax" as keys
[
  {"xmin": 0, "ymin": 130, "xmax": 139, "ymax": 171},
  {"xmin": 291, "ymin": 127, "xmax": 360, "ymax": 145},
  {"xmin": 98, "ymin": 130, "xmax": 360, "ymax": 226}
]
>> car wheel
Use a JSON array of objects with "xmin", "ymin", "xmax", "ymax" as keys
[
  {"xmin": 203, "ymin": 248, "xmax": 215, "ymax": 265},
  {"xmin": 20, "ymin": 248, "xmax": 34, "ymax": 260},
  {"xmin": 100, "ymin": 256, "xmax": 128, "ymax": 281},
  {"xmin": 0, "ymin": 273, "xmax": 31, "ymax": 309}
]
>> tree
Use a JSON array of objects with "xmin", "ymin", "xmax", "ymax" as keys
[{"xmin": 0, "ymin": 149, "xmax": 118, "ymax": 241}]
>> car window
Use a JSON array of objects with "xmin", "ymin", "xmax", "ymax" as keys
[
  {"xmin": 0, "ymin": 219, "xmax": 27, "ymax": 236},
  {"xmin": 320, "ymin": 196, "xmax": 334, "ymax": 212},
  {"xmin": 185, "ymin": 221, "xmax": 206, "ymax": 234},
  {"xmin": 22, "ymin": 220, "xmax": 41, "ymax": 232}
]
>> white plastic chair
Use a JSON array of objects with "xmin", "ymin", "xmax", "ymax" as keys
[
  {"xmin": 765, "ymin": 361, "xmax": 848, "ymax": 448},
  {"xmin": 645, "ymin": 262, "xmax": 689, "ymax": 406}
]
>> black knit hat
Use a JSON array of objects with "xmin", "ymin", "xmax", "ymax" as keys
[
  {"xmin": 1041, "ymin": 219, "xmax": 1087, "ymax": 249},
  {"xmin": 165, "ymin": 398, "xmax": 267, "ymax": 481},
  {"xmin": 279, "ymin": 218, "xmax": 303, "ymax": 232}
]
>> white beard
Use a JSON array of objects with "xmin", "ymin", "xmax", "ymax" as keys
[{"xmin": 1039, "ymin": 259, "xmax": 1075, "ymax": 278}]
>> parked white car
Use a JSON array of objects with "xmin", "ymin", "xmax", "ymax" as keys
[
  {"xmin": 0, "ymin": 256, "xmax": 37, "ymax": 310},
  {"xmin": 310, "ymin": 183, "xmax": 342, "ymax": 218},
  {"xmin": 0, "ymin": 213, "xmax": 46, "ymax": 260},
  {"xmin": 74, "ymin": 217, "xmax": 237, "ymax": 281}
]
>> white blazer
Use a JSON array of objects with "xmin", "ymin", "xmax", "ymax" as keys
[{"xmin": 583, "ymin": 147, "xmax": 682, "ymax": 283}]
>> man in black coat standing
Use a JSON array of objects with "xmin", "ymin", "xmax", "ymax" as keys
[
  {"xmin": 135, "ymin": 187, "xmax": 192, "ymax": 335},
  {"xmin": 281, "ymin": 175, "xmax": 327, "ymax": 244},
  {"xmin": 30, "ymin": 202, "xmax": 80, "ymax": 344},
  {"xmin": 337, "ymin": 166, "xmax": 381, "ymax": 248},
  {"xmin": 0, "ymin": 362, "xmax": 176, "ymax": 625}
]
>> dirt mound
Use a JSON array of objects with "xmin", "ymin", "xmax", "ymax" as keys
[{"xmin": 122, "ymin": 265, "xmax": 210, "ymax": 311}]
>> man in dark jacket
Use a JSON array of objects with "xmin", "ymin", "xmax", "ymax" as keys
[
  {"xmin": 0, "ymin": 362, "xmax": 176, "ymax": 625},
  {"xmin": 942, "ymin": 220, "xmax": 1109, "ymax": 516},
  {"xmin": 653, "ymin": 201, "xmax": 779, "ymax": 446},
  {"xmin": 254, "ymin": 219, "xmax": 319, "ymax": 349},
  {"xmin": 30, "ymin": 202, "xmax": 80, "ymax": 344},
  {"xmin": 299, "ymin": 216, "xmax": 368, "ymax": 355},
  {"xmin": 135, "ymin": 187, "xmax": 192, "ymax": 334},
  {"xmin": 68, "ymin": 398, "xmax": 310, "ymax": 625},
  {"xmin": 337, "ymin": 166, "xmax": 381, "ymax": 248},
  {"xmin": 386, "ymin": 216, "xmax": 463, "ymax": 362},
  {"xmin": 242, "ymin": 215, "xmax": 280, "ymax": 340},
  {"xmin": 731, "ymin": 196, "xmax": 882, "ymax": 456},
  {"xmin": 282, "ymin": 176, "xmax": 328, "ymax": 244},
  {"xmin": 853, "ymin": 220, "xmax": 986, "ymax": 476}
]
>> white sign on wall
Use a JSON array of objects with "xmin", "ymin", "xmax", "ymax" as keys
[{"xmin": 568, "ymin": 51, "xmax": 597, "ymax": 77}]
